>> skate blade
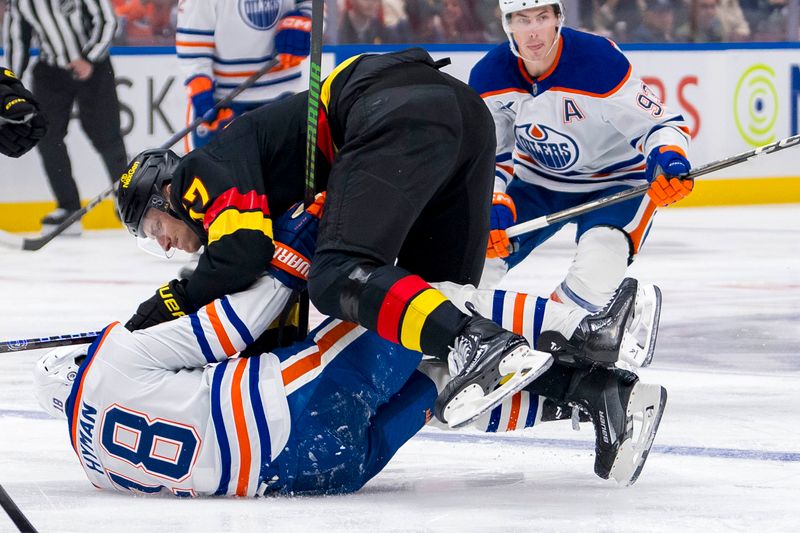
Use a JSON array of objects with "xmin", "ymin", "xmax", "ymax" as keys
[
  {"xmin": 608, "ymin": 383, "xmax": 668, "ymax": 486},
  {"xmin": 444, "ymin": 347, "xmax": 553, "ymax": 429},
  {"xmin": 619, "ymin": 285, "xmax": 662, "ymax": 369}
]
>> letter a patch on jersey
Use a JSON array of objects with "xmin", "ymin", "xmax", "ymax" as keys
[{"xmin": 563, "ymin": 98, "xmax": 585, "ymax": 123}]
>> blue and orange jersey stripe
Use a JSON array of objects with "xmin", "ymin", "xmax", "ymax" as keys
[
  {"xmin": 67, "ymin": 322, "xmax": 119, "ymax": 454},
  {"xmin": 211, "ymin": 355, "xmax": 273, "ymax": 497}
]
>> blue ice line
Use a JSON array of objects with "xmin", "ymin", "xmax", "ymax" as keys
[
  {"xmin": 415, "ymin": 431, "xmax": 800, "ymax": 463},
  {"xmin": 4, "ymin": 409, "xmax": 798, "ymax": 462}
]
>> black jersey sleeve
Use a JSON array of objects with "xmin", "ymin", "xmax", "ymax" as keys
[{"xmin": 171, "ymin": 123, "xmax": 277, "ymax": 308}]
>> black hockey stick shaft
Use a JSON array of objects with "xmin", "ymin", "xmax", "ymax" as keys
[
  {"xmin": 298, "ymin": 0, "xmax": 325, "ymax": 338},
  {"xmin": 0, "ymin": 331, "xmax": 101, "ymax": 353},
  {"xmin": 0, "ymin": 484, "xmax": 38, "ymax": 532},
  {"xmin": 506, "ymin": 133, "xmax": 800, "ymax": 238},
  {"xmin": 4, "ymin": 59, "xmax": 278, "ymax": 252}
]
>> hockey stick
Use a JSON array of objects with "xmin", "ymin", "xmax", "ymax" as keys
[
  {"xmin": 0, "ymin": 483, "xmax": 37, "ymax": 532},
  {"xmin": 0, "ymin": 330, "xmax": 101, "ymax": 354},
  {"xmin": 0, "ymin": 58, "xmax": 279, "ymax": 252},
  {"xmin": 297, "ymin": 0, "xmax": 325, "ymax": 338},
  {"xmin": 506, "ymin": 133, "xmax": 800, "ymax": 238}
]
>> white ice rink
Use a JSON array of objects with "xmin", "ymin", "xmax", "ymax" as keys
[{"xmin": 1, "ymin": 205, "xmax": 798, "ymax": 532}]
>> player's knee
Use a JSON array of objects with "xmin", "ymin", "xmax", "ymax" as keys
[
  {"xmin": 308, "ymin": 252, "xmax": 377, "ymax": 322},
  {"xmin": 559, "ymin": 226, "xmax": 631, "ymax": 310}
]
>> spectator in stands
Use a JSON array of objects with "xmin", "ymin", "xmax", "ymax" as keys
[
  {"xmin": 751, "ymin": 0, "xmax": 790, "ymax": 40},
  {"xmin": 114, "ymin": 0, "xmax": 175, "ymax": 45},
  {"xmin": 716, "ymin": 0, "xmax": 751, "ymax": 40},
  {"xmin": 677, "ymin": 0, "xmax": 726, "ymax": 41},
  {"xmin": 628, "ymin": 0, "xmax": 681, "ymax": 42},
  {"xmin": 440, "ymin": 0, "xmax": 488, "ymax": 42},
  {"xmin": 405, "ymin": 0, "xmax": 446, "ymax": 42},
  {"xmin": 587, "ymin": 0, "xmax": 642, "ymax": 40},
  {"xmin": 338, "ymin": 0, "xmax": 409, "ymax": 43}
]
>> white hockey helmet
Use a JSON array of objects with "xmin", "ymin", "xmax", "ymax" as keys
[
  {"xmin": 499, "ymin": 0, "xmax": 565, "ymax": 59},
  {"xmin": 32, "ymin": 345, "xmax": 87, "ymax": 419}
]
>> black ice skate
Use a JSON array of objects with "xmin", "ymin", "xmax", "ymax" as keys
[
  {"xmin": 537, "ymin": 278, "xmax": 638, "ymax": 368},
  {"xmin": 434, "ymin": 302, "xmax": 553, "ymax": 429},
  {"xmin": 40, "ymin": 208, "xmax": 82, "ymax": 237},
  {"xmin": 619, "ymin": 283, "xmax": 662, "ymax": 369},
  {"xmin": 565, "ymin": 366, "xmax": 667, "ymax": 486}
]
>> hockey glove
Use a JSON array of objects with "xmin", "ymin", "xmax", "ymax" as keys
[
  {"xmin": 125, "ymin": 279, "xmax": 194, "ymax": 331},
  {"xmin": 0, "ymin": 68, "xmax": 47, "ymax": 158},
  {"xmin": 269, "ymin": 193, "xmax": 325, "ymax": 292},
  {"xmin": 486, "ymin": 192, "xmax": 517, "ymax": 259},
  {"xmin": 273, "ymin": 11, "xmax": 311, "ymax": 71},
  {"xmin": 645, "ymin": 145, "xmax": 692, "ymax": 207},
  {"xmin": 185, "ymin": 74, "xmax": 233, "ymax": 126}
]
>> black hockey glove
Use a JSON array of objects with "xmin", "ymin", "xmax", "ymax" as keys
[
  {"xmin": 0, "ymin": 68, "xmax": 47, "ymax": 158},
  {"xmin": 125, "ymin": 279, "xmax": 194, "ymax": 331}
]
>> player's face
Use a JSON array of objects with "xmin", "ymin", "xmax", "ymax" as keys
[
  {"xmin": 509, "ymin": 7, "xmax": 560, "ymax": 63},
  {"xmin": 141, "ymin": 208, "xmax": 202, "ymax": 254}
]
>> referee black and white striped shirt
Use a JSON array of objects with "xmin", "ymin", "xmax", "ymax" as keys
[{"xmin": 3, "ymin": 0, "xmax": 117, "ymax": 76}]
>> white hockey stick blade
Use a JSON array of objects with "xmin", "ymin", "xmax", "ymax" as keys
[
  {"xmin": 0, "ymin": 229, "xmax": 24, "ymax": 250},
  {"xmin": 444, "ymin": 347, "xmax": 553, "ymax": 429},
  {"xmin": 608, "ymin": 382, "xmax": 668, "ymax": 486}
]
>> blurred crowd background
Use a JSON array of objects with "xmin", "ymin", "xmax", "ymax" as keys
[{"xmin": 1, "ymin": 0, "xmax": 799, "ymax": 47}]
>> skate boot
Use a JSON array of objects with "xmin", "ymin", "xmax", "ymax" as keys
[
  {"xmin": 540, "ymin": 398, "xmax": 590, "ymax": 430},
  {"xmin": 565, "ymin": 366, "xmax": 667, "ymax": 485},
  {"xmin": 537, "ymin": 278, "xmax": 638, "ymax": 368},
  {"xmin": 41, "ymin": 208, "xmax": 82, "ymax": 236},
  {"xmin": 434, "ymin": 302, "xmax": 553, "ymax": 429},
  {"xmin": 619, "ymin": 283, "xmax": 662, "ymax": 369}
]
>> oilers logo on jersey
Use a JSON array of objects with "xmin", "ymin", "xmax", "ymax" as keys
[
  {"xmin": 514, "ymin": 124, "xmax": 579, "ymax": 172},
  {"xmin": 239, "ymin": 0, "xmax": 282, "ymax": 30}
]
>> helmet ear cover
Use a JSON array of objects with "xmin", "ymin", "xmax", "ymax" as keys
[
  {"xmin": 32, "ymin": 346, "xmax": 88, "ymax": 419},
  {"xmin": 116, "ymin": 148, "xmax": 181, "ymax": 238}
]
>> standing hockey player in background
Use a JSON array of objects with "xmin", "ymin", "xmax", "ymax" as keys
[
  {"xmin": 0, "ymin": 66, "xmax": 46, "ymax": 157},
  {"xmin": 176, "ymin": 0, "xmax": 313, "ymax": 151},
  {"xmin": 115, "ymin": 48, "xmax": 563, "ymax": 428},
  {"xmin": 3, "ymin": 0, "xmax": 128, "ymax": 235},
  {"xmin": 471, "ymin": 0, "xmax": 693, "ymax": 366}
]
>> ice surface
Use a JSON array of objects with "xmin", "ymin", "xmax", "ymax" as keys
[{"xmin": 1, "ymin": 205, "xmax": 798, "ymax": 532}]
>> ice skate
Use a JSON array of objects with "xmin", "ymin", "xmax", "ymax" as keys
[
  {"xmin": 537, "ymin": 278, "xmax": 637, "ymax": 367},
  {"xmin": 41, "ymin": 208, "xmax": 82, "ymax": 237},
  {"xmin": 434, "ymin": 302, "xmax": 553, "ymax": 429},
  {"xmin": 566, "ymin": 366, "xmax": 667, "ymax": 486},
  {"xmin": 619, "ymin": 283, "xmax": 662, "ymax": 369}
]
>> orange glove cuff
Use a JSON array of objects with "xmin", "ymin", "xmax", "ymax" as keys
[
  {"xmin": 185, "ymin": 75, "xmax": 213, "ymax": 97},
  {"xmin": 492, "ymin": 192, "xmax": 517, "ymax": 221}
]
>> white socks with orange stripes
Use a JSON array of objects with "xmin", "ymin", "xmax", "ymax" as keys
[
  {"xmin": 551, "ymin": 226, "xmax": 630, "ymax": 313},
  {"xmin": 433, "ymin": 281, "xmax": 587, "ymax": 347}
]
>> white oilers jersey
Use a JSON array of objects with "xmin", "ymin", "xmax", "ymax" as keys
[
  {"xmin": 64, "ymin": 276, "xmax": 294, "ymax": 497},
  {"xmin": 470, "ymin": 28, "xmax": 690, "ymax": 194},
  {"xmin": 176, "ymin": 0, "xmax": 311, "ymax": 103}
]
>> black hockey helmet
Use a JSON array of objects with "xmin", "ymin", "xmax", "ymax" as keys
[{"xmin": 116, "ymin": 148, "xmax": 181, "ymax": 237}]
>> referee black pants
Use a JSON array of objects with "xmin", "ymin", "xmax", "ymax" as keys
[{"xmin": 33, "ymin": 58, "xmax": 127, "ymax": 211}]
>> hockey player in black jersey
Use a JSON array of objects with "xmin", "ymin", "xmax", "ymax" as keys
[{"xmin": 116, "ymin": 48, "xmax": 648, "ymax": 429}]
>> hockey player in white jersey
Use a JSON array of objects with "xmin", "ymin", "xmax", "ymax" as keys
[
  {"xmin": 32, "ymin": 275, "xmax": 666, "ymax": 494},
  {"xmin": 471, "ymin": 0, "xmax": 695, "ymax": 368},
  {"xmin": 176, "ymin": 0, "xmax": 312, "ymax": 150}
]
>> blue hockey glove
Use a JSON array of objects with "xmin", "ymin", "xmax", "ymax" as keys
[
  {"xmin": 274, "ymin": 10, "xmax": 312, "ymax": 68},
  {"xmin": 269, "ymin": 193, "xmax": 325, "ymax": 292},
  {"xmin": 185, "ymin": 75, "xmax": 219, "ymax": 123},
  {"xmin": 487, "ymin": 192, "xmax": 517, "ymax": 259},
  {"xmin": 645, "ymin": 145, "xmax": 693, "ymax": 207}
]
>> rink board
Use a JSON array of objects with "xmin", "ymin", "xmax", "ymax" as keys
[{"xmin": 1, "ymin": 43, "xmax": 800, "ymax": 231}]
